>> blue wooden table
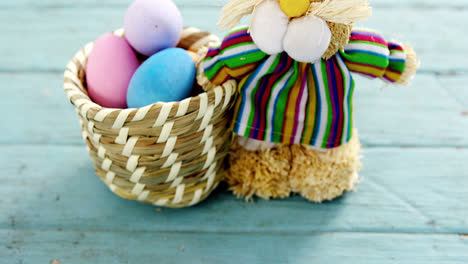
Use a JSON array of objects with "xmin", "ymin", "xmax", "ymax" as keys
[{"xmin": 2, "ymin": 0, "xmax": 468, "ymax": 263}]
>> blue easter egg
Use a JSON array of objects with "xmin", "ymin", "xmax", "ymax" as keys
[{"xmin": 127, "ymin": 48, "xmax": 196, "ymax": 108}]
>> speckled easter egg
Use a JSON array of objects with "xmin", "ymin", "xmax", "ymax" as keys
[
  {"xmin": 86, "ymin": 34, "xmax": 139, "ymax": 108},
  {"xmin": 127, "ymin": 48, "xmax": 196, "ymax": 108},
  {"xmin": 124, "ymin": 0, "xmax": 183, "ymax": 56}
]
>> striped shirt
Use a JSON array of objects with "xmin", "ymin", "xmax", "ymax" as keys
[{"xmin": 201, "ymin": 27, "xmax": 407, "ymax": 149}]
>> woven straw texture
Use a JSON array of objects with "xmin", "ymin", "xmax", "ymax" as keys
[{"xmin": 63, "ymin": 28, "xmax": 237, "ymax": 208}]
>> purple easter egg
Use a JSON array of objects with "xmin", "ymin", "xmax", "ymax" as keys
[
  {"xmin": 86, "ymin": 34, "xmax": 140, "ymax": 109},
  {"xmin": 124, "ymin": 0, "xmax": 183, "ymax": 56}
]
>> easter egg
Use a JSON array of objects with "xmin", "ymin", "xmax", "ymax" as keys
[
  {"xmin": 127, "ymin": 48, "xmax": 196, "ymax": 108},
  {"xmin": 124, "ymin": 0, "xmax": 183, "ymax": 56},
  {"xmin": 86, "ymin": 34, "xmax": 140, "ymax": 108}
]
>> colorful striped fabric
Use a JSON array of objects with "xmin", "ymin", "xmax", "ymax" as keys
[
  {"xmin": 203, "ymin": 27, "xmax": 268, "ymax": 85},
  {"xmin": 340, "ymin": 29, "xmax": 406, "ymax": 83},
  {"xmin": 201, "ymin": 27, "xmax": 407, "ymax": 149},
  {"xmin": 383, "ymin": 42, "xmax": 407, "ymax": 82}
]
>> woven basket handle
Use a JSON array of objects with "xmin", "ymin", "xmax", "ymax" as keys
[{"xmin": 177, "ymin": 27, "xmax": 220, "ymax": 52}]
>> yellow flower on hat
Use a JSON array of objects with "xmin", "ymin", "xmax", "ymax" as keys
[{"xmin": 279, "ymin": 0, "xmax": 309, "ymax": 18}]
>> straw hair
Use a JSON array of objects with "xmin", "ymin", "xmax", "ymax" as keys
[
  {"xmin": 217, "ymin": 0, "xmax": 264, "ymax": 30},
  {"xmin": 63, "ymin": 28, "xmax": 237, "ymax": 208},
  {"xmin": 307, "ymin": 0, "xmax": 371, "ymax": 25},
  {"xmin": 217, "ymin": 0, "xmax": 371, "ymax": 29}
]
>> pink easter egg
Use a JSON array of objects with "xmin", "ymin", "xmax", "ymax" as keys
[{"xmin": 86, "ymin": 34, "xmax": 140, "ymax": 109}]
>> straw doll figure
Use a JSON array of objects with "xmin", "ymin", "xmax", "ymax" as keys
[{"xmin": 197, "ymin": 0, "xmax": 419, "ymax": 202}]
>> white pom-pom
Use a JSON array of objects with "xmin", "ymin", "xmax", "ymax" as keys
[
  {"xmin": 237, "ymin": 136, "xmax": 279, "ymax": 151},
  {"xmin": 249, "ymin": 0, "xmax": 289, "ymax": 55},
  {"xmin": 283, "ymin": 15, "xmax": 331, "ymax": 63}
]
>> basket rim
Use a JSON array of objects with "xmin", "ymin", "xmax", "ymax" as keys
[
  {"xmin": 61, "ymin": 28, "xmax": 239, "ymax": 208},
  {"xmin": 63, "ymin": 27, "xmax": 236, "ymax": 122}
]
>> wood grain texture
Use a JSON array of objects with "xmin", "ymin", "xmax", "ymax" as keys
[
  {"xmin": 1, "ymin": 0, "xmax": 467, "ymax": 263},
  {"xmin": 0, "ymin": 7, "xmax": 466, "ymax": 72},
  {"xmin": 2, "ymin": 230, "xmax": 468, "ymax": 264},
  {"xmin": 437, "ymin": 76, "xmax": 468, "ymax": 108},
  {"xmin": 1, "ymin": 145, "xmax": 467, "ymax": 234}
]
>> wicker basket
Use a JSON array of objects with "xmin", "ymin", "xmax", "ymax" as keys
[{"xmin": 63, "ymin": 28, "xmax": 237, "ymax": 208}]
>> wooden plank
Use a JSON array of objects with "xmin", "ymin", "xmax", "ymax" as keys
[
  {"xmin": 353, "ymin": 74, "xmax": 468, "ymax": 147},
  {"xmin": 1, "ymin": 0, "xmax": 467, "ymax": 8},
  {"xmin": 437, "ymin": 76, "xmax": 468, "ymax": 108},
  {"xmin": 2, "ymin": 2, "xmax": 466, "ymax": 262},
  {"xmin": 2, "ymin": 73, "xmax": 82, "ymax": 145},
  {"xmin": 0, "ymin": 7, "xmax": 466, "ymax": 72},
  {"xmin": 2, "ymin": 145, "xmax": 467, "ymax": 234},
  {"xmin": 2, "ymin": 73, "xmax": 467, "ymax": 146},
  {"xmin": 2, "ymin": 230, "xmax": 468, "ymax": 264}
]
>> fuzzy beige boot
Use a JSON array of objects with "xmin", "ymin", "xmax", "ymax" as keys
[
  {"xmin": 226, "ymin": 130, "xmax": 362, "ymax": 202},
  {"xmin": 226, "ymin": 137, "xmax": 292, "ymax": 200},
  {"xmin": 289, "ymin": 130, "xmax": 362, "ymax": 202}
]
